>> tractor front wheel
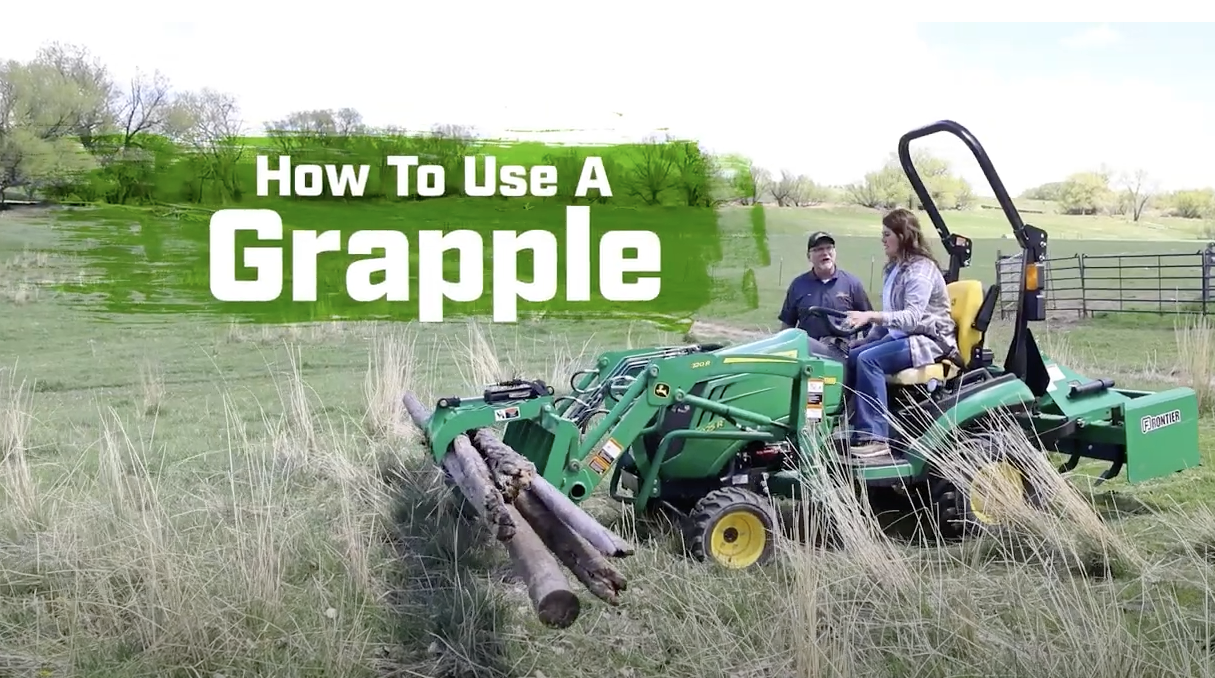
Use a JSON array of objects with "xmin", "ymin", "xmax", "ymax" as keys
[{"xmin": 684, "ymin": 487, "xmax": 779, "ymax": 570}]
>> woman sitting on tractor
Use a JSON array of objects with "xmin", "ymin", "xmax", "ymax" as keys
[{"xmin": 841, "ymin": 208, "xmax": 959, "ymax": 462}]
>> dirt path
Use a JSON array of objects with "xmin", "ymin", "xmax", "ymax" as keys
[{"xmin": 686, "ymin": 319, "xmax": 769, "ymax": 343}]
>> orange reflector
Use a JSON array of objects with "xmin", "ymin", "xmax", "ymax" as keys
[{"xmin": 1024, "ymin": 263, "xmax": 1041, "ymax": 291}]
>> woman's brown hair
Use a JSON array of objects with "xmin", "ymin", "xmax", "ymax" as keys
[{"xmin": 882, "ymin": 208, "xmax": 936, "ymax": 267}]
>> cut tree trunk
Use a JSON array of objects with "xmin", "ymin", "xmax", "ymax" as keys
[
  {"xmin": 472, "ymin": 428, "xmax": 536, "ymax": 501},
  {"xmin": 400, "ymin": 391, "xmax": 582, "ymax": 626},
  {"xmin": 528, "ymin": 476, "xmax": 635, "ymax": 558},
  {"xmin": 469, "ymin": 427, "xmax": 635, "ymax": 558},
  {"xmin": 503, "ymin": 504, "xmax": 582, "ymax": 628},
  {"xmin": 514, "ymin": 489, "xmax": 628, "ymax": 605},
  {"xmin": 401, "ymin": 392, "xmax": 514, "ymax": 541}
]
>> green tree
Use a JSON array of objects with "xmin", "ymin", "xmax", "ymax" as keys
[
  {"xmin": 1057, "ymin": 171, "xmax": 1113, "ymax": 215},
  {"xmin": 1019, "ymin": 181, "xmax": 1066, "ymax": 202},
  {"xmin": 844, "ymin": 149, "xmax": 973, "ymax": 211},
  {"xmin": 0, "ymin": 46, "xmax": 111, "ymax": 203},
  {"xmin": 1167, "ymin": 188, "xmax": 1215, "ymax": 219}
]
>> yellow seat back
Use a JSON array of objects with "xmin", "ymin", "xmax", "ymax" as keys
[{"xmin": 946, "ymin": 280, "xmax": 985, "ymax": 368}]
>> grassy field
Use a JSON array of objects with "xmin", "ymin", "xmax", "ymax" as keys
[
  {"xmin": 703, "ymin": 202, "xmax": 1215, "ymax": 328},
  {"xmin": 6, "ymin": 201, "xmax": 1215, "ymax": 677}
]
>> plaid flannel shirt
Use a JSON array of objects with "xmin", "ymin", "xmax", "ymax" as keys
[{"xmin": 879, "ymin": 255, "xmax": 958, "ymax": 368}]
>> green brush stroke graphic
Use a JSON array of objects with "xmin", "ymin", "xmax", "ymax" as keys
[{"xmin": 43, "ymin": 130, "xmax": 770, "ymax": 327}]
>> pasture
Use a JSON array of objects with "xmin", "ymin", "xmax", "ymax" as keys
[
  {"xmin": 4, "ymin": 200, "xmax": 1215, "ymax": 678},
  {"xmin": 708, "ymin": 202, "xmax": 1215, "ymax": 328}
]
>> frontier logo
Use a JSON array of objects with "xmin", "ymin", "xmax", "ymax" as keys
[{"xmin": 1140, "ymin": 409, "xmax": 1182, "ymax": 435}]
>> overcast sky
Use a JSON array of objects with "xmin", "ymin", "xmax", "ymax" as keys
[{"xmin": 7, "ymin": 7, "xmax": 1213, "ymax": 197}]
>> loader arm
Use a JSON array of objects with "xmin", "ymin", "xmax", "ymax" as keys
[
  {"xmin": 576, "ymin": 351, "xmax": 814, "ymax": 513},
  {"xmin": 424, "ymin": 350, "xmax": 818, "ymax": 512}
]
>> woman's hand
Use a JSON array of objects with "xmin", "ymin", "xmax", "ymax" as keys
[{"xmin": 844, "ymin": 310, "xmax": 878, "ymax": 328}]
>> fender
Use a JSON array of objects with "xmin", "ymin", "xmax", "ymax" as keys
[{"xmin": 901, "ymin": 372, "xmax": 1037, "ymax": 477}]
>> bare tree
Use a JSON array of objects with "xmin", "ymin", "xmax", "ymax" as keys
[
  {"xmin": 748, "ymin": 165, "xmax": 772, "ymax": 205},
  {"xmin": 627, "ymin": 135, "xmax": 676, "ymax": 205},
  {"xmin": 113, "ymin": 69, "xmax": 173, "ymax": 148},
  {"xmin": 171, "ymin": 88, "xmax": 245, "ymax": 202},
  {"xmin": 1119, "ymin": 168, "xmax": 1156, "ymax": 222},
  {"xmin": 769, "ymin": 170, "xmax": 800, "ymax": 207}
]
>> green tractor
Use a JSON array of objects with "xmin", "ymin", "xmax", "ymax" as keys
[{"xmin": 408, "ymin": 120, "xmax": 1202, "ymax": 571}]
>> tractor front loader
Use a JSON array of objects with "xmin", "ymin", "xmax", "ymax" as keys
[{"xmin": 399, "ymin": 120, "xmax": 1203, "ymax": 625}]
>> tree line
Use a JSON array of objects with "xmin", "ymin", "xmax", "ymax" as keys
[
  {"xmin": 1018, "ymin": 169, "xmax": 1215, "ymax": 221},
  {"xmin": 0, "ymin": 42, "xmax": 769, "ymax": 210},
  {"xmin": 0, "ymin": 40, "xmax": 1022, "ymax": 216},
  {"xmin": 8, "ymin": 41, "xmax": 1203, "ymax": 222}
]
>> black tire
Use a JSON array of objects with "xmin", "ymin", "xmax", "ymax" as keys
[
  {"xmin": 683, "ymin": 487, "xmax": 779, "ymax": 569},
  {"xmin": 926, "ymin": 431, "xmax": 1042, "ymax": 540}
]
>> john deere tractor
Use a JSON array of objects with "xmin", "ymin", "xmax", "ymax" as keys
[{"xmin": 410, "ymin": 120, "xmax": 1202, "ymax": 570}]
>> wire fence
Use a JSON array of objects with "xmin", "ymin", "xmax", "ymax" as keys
[{"xmin": 994, "ymin": 243, "xmax": 1215, "ymax": 320}]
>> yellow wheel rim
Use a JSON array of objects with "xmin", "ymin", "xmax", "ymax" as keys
[
  {"xmin": 969, "ymin": 461, "xmax": 1026, "ymax": 525},
  {"xmin": 708, "ymin": 511, "xmax": 767, "ymax": 569}
]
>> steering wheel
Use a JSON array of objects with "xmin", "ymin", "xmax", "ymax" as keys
[{"xmin": 800, "ymin": 306, "xmax": 873, "ymax": 339}]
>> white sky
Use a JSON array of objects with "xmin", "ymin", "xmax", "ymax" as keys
[{"xmin": 6, "ymin": 4, "xmax": 1213, "ymax": 197}]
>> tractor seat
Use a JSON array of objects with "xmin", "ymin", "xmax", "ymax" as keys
[
  {"xmin": 888, "ymin": 359, "xmax": 961, "ymax": 386},
  {"xmin": 885, "ymin": 279, "xmax": 986, "ymax": 387}
]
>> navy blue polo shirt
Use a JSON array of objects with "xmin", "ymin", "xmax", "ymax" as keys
[{"xmin": 778, "ymin": 268, "xmax": 874, "ymax": 339}]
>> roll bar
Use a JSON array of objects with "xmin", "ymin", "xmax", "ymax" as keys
[
  {"xmin": 897, "ymin": 119, "xmax": 1028, "ymax": 250},
  {"xmin": 896, "ymin": 119, "xmax": 1050, "ymax": 396}
]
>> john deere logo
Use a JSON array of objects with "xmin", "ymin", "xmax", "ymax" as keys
[
  {"xmin": 654, "ymin": 382, "xmax": 670, "ymax": 398},
  {"xmin": 1140, "ymin": 409, "xmax": 1182, "ymax": 435}
]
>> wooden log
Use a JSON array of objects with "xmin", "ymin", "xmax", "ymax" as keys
[
  {"xmin": 401, "ymin": 392, "xmax": 514, "ymax": 542},
  {"xmin": 401, "ymin": 391, "xmax": 582, "ymax": 629},
  {"xmin": 437, "ymin": 453, "xmax": 515, "ymax": 541},
  {"xmin": 529, "ymin": 476, "xmax": 635, "ymax": 558},
  {"xmin": 503, "ymin": 504, "xmax": 582, "ymax": 628},
  {"xmin": 468, "ymin": 427, "xmax": 635, "ymax": 558},
  {"xmin": 472, "ymin": 428, "xmax": 536, "ymax": 501},
  {"xmin": 514, "ymin": 489, "xmax": 628, "ymax": 605}
]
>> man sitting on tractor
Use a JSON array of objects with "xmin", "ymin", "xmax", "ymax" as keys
[
  {"xmin": 778, "ymin": 231, "xmax": 874, "ymax": 360},
  {"xmin": 841, "ymin": 209, "xmax": 959, "ymax": 462}
]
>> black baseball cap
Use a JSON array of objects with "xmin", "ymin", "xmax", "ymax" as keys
[{"xmin": 807, "ymin": 231, "xmax": 835, "ymax": 249}]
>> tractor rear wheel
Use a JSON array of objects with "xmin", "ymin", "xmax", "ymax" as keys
[
  {"xmin": 684, "ymin": 487, "xmax": 779, "ymax": 569},
  {"xmin": 927, "ymin": 432, "xmax": 1042, "ymax": 540}
]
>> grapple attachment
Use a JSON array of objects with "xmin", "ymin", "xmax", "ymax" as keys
[{"xmin": 400, "ymin": 383, "xmax": 636, "ymax": 630}]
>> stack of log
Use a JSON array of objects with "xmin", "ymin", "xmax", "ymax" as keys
[{"xmin": 401, "ymin": 391, "xmax": 634, "ymax": 629}]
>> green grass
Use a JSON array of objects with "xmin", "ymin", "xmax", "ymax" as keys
[
  {"xmin": 702, "ymin": 203, "xmax": 1215, "ymax": 328},
  {"xmin": 7, "ymin": 202, "xmax": 1215, "ymax": 676},
  {"xmin": 750, "ymin": 201, "xmax": 1214, "ymax": 241}
]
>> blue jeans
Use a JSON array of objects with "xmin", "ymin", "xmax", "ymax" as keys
[{"xmin": 844, "ymin": 335, "xmax": 913, "ymax": 443}]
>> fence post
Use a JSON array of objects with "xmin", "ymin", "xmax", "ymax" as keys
[
  {"xmin": 1203, "ymin": 244, "xmax": 1213, "ymax": 316},
  {"xmin": 995, "ymin": 249, "xmax": 1004, "ymax": 320},
  {"xmin": 1157, "ymin": 254, "xmax": 1164, "ymax": 314},
  {"xmin": 1077, "ymin": 253, "xmax": 1087, "ymax": 318},
  {"xmin": 1118, "ymin": 255, "xmax": 1125, "ymax": 312}
]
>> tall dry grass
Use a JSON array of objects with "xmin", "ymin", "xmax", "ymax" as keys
[
  {"xmin": 0, "ymin": 350, "xmax": 396, "ymax": 677},
  {"xmin": 380, "ymin": 322, "xmax": 1215, "ymax": 678},
  {"xmin": 1177, "ymin": 314, "xmax": 1215, "ymax": 414},
  {"xmin": 8, "ymin": 318, "xmax": 1213, "ymax": 677}
]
